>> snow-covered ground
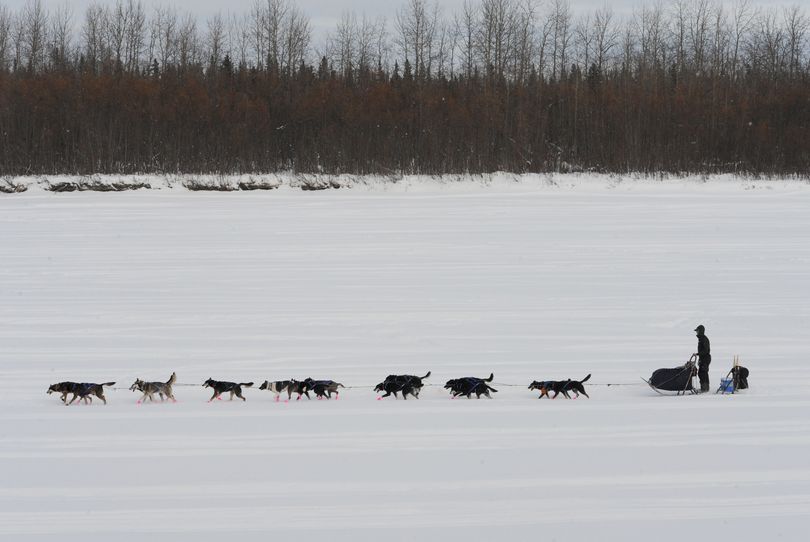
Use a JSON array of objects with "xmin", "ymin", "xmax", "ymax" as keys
[{"xmin": 1, "ymin": 177, "xmax": 809, "ymax": 541}]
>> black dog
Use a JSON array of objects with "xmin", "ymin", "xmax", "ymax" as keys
[
  {"xmin": 529, "ymin": 374, "xmax": 591, "ymax": 399},
  {"xmin": 303, "ymin": 379, "xmax": 345, "ymax": 400},
  {"xmin": 375, "ymin": 380, "xmax": 419, "ymax": 400},
  {"xmin": 203, "ymin": 378, "xmax": 253, "ymax": 402},
  {"xmin": 287, "ymin": 379, "xmax": 313, "ymax": 400},
  {"xmin": 375, "ymin": 371, "xmax": 431, "ymax": 400},
  {"xmin": 444, "ymin": 373, "xmax": 497, "ymax": 399},
  {"xmin": 48, "ymin": 382, "xmax": 84, "ymax": 404},
  {"xmin": 47, "ymin": 382, "xmax": 115, "ymax": 405}
]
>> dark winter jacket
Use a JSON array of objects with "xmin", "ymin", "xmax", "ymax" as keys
[{"xmin": 697, "ymin": 332, "xmax": 711, "ymax": 365}]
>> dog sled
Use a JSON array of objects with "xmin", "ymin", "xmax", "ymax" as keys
[
  {"xmin": 716, "ymin": 356, "xmax": 749, "ymax": 394},
  {"xmin": 643, "ymin": 355, "xmax": 699, "ymax": 395}
]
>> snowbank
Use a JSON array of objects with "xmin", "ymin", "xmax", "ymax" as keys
[{"xmin": 2, "ymin": 172, "xmax": 809, "ymax": 195}]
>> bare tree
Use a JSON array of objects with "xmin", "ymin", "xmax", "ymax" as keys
[
  {"xmin": 283, "ymin": 4, "xmax": 310, "ymax": 74},
  {"xmin": 635, "ymin": 2, "xmax": 666, "ymax": 74},
  {"xmin": 730, "ymin": 0, "xmax": 756, "ymax": 79},
  {"xmin": 264, "ymin": 0, "xmax": 288, "ymax": 72},
  {"xmin": 783, "ymin": 5, "xmax": 808, "ymax": 78},
  {"xmin": 709, "ymin": 2, "xmax": 729, "ymax": 78},
  {"xmin": 206, "ymin": 13, "xmax": 227, "ymax": 71},
  {"xmin": 536, "ymin": 6, "xmax": 554, "ymax": 79},
  {"xmin": 396, "ymin": 0, "xmax": 439, "ymax": 79},
  {"xmin": 248, "ymin": 0, "xmax": 266, "ymax": 68},
  {"xmin": 477, "ymin": 0, "xmax": 516, "ymax": 79},
  {"xmin": 0, "ymin": 5, "xmax": 13, "ymax": 71},
  {"xmin": 593, "ymin": 4, "xmax": 619, "ymax": 74},
  {"xmin": 374, "ymin": 17, "xmax": 390, "ymax": 73},
  {"xmin": 231, "ymin": 13, "xmax": 251, "ymax": 69},
  {"xmin": 671, "ymin": 0, "xmax": 688, "ymax": 73},
  {"xmin": 576, "ymin": 13, "xmax": 593, "ymax": 73},
  {"xmin": 455, "ymin": 0, "xmax": 478, "ymax": 78},
  {"xmin": 152, "ymin": 6, "xmax": 178, "ymax": 73},
  {"xmin": 22, "ymin": 0, "xmax": 49, "ymax": 72},
  {"xmin": 81, "ymin": 3, "xmax": 105, "ymax": 73},
  {"xmin": 749, "ymin": 8, "xmax": 786, "ymax": 78},
  {"xmin": 687, "ymin": 0, "xmax": 711, "ymax": 73},
  {"xmin": 48, "ymin": 2, "xmax": 72, "ymax": 69},
  {"xmin": 513, "ymin": 0, "xmax": 536, "ymax": 83},
  {"xmin": 549, "ymin": 0, "xmax": 572, "ymax": 80},
  {"xmin": 177, "ymin": 13, "xmax": 199, "ymax": 72},
  {"xmin": 433, "ymin": 17, "xmax": 454, "ymax": 77},
  {"xmin": 124, "ymin": 1, "xmax": 146, "ymax": 73},
  {"xmin": 105, "ymin": 0, "xmax": 128, "ymax": 69},
  {"xmin": 329, "ymin": 12, "xmax": 357, "ymax": 78}
]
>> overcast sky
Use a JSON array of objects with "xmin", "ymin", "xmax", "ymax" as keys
[{"xmin": 3, "ymin": 0, "xmax": 800, "ymax": 43}]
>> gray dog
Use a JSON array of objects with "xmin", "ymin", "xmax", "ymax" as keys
[{"xmin": 130, "ymin": 372, "xmax": 177, "ymax": 404}]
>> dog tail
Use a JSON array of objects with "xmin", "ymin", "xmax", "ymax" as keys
[
  {"xmin": 167, "ymin": 372, "xmax": 177, "ymax": 385},
  {"xmin": 581, "ymin": 374, "xmax": 592, "ymax": 383},
  {"xmin": 484, "ymin": 373, "xmax": 494, "ymax": 382},
  {"xmin": 337, "ymin": 383, "xmax": 345, "ymax": 388},
  {"xmin": 240, "ymin": 382, "xmax": 254, "ymax": 388},
  {"xmin": 102, "ymin": 382, "xmax": 115, "ymax": 387},
  {"xmin": 421, "ymin": 371, "xmax": 431, "ymax": 380}
]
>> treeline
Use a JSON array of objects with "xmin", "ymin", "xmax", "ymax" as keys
[{"xmin": 0, "ymin": 0, "xmax": 809, "ymax": 175}]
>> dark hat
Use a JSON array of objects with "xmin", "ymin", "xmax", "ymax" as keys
[{"xmin": 694, "ymin": 324, "xmax": 705, "ymax": 333}]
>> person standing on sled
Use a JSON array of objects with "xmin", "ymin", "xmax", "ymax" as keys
[{"xmin": 694, "ymin": 325, "xmax": 711, "ymax": 392}]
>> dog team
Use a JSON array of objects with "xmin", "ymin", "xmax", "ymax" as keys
[{"xmin": 46, "ymin": 371, "xmax": 593, "ymax": 406}]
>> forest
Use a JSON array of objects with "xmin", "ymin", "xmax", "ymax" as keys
[{"xmin": 0, "ymin": 0, "xmax": 808, "ymax": 175}]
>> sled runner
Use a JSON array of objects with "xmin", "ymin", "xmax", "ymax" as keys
[{"xmin": 644, "ymin": 355, "xmax": 699, "ymax": 395}]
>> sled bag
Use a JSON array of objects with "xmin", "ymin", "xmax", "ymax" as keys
[{"xmin": 649, "ymin": 366, "xmax": 695, "ymax": 391}]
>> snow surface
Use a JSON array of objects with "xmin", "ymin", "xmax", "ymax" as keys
[{"xmin": 1, "ymin": 177, "xmax": 809, "ymax": 541}]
